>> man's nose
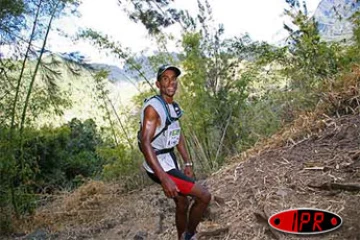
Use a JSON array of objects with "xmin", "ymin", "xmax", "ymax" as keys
[{"xmin": 170, "ymin": 79, "xmax": 177, "ymax": 86}]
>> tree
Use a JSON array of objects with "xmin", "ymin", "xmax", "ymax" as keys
[
  {"xmin": 118, "ymin": 0, "xmax": 185, "ymax": 35},
  {"xmin": 0, "ymin": 0, "xmax": 82, "ymax": 223},
  {"xmin": 0, "ymin": 0, "xmax": 25, "ymax": 42}
]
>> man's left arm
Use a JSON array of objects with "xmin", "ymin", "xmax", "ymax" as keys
[{"xmin": 176, "ymin": 133, "xmax": 194, "ymax": 178}]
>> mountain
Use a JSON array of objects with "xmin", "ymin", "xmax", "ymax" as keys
[
  {"xmin": 61, "ymin": 52, "xmax": 155, "ymax": 82},
  {"xmin": 32, "ymin": 55, "xmax": 141, "ymax": 129},
  {"xmin": 89, "ymin": 60, "xmax": 154, "ymax": 83},
  {"xmin": 89, "ymin": 63, "xmax": 135, "ymax": 82},
  {"xmin": 314, "ymin": 0, "xmax": 360, "ymax": 41},
  {"xmin": 61, "ymin": 51, "xmax": 180, "ymax": 83},
  {"xmin": 272, "ymin": 0, "xmax": 360, "ymax": 45}
]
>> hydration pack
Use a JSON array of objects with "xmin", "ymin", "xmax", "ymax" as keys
[{"xmin": 137, "ymin": 95, "xmax": 183, "ymax": 155}]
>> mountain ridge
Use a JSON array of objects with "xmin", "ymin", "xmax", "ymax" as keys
[{"xmin": 314, "ymin": 0, "xmax": 360, "ymax": 41}]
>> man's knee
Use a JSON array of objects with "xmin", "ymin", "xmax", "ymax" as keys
[
  {"xmin": 196, "ymin": 186, "xmax": 211, "ymax": 205},
  {"xmin": 189, "ymin": 183, "xmax": 211, "ymax": 205},
  {"xmin": 202, "ymin": 189, "xmax": 211, "ymax": 205}
]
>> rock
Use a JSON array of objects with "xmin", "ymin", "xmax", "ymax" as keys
[
  {"xmin": 24, "ymin": 228, "xmax": 48, "ymax": 240},
  {"xmin": 102, "ymin": 219, "xmax": 117, "ymax": 230},
  {"xmin": 213, "ymin": 195, "xmax": 226, "ymax": 205},
  {"xmin": 133, "ymin": 231, "xmax": 148, "ymax": 240},
  {"xmin": 276, "ymin": 189, "xmax": 287, "ymax": 197}
]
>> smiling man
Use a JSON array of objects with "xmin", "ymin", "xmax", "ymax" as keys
[{"xmin": 139, "ymin": 65, "xmax": 211, "ymax": 240}]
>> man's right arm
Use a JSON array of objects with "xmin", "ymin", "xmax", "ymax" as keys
[{"xmin": 141, "ymin": 105, "xmax": 179, "ymax": 198}]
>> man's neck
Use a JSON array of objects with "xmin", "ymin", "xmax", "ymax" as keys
[{"xmin": 161, "ymin": 94, "xmax": 173, "ymax": 104}]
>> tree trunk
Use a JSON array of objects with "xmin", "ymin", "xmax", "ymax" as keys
[
  {"xmin": 10, "ymin": 0, "xmax": 43, "ymax": 131},
  {"xmin": 18, "ymin": 0, "xmax": 62, "ymax": 182},
  {"xmin": 107, "ymin": 96, "xmax": 134, "ymax": 150}
]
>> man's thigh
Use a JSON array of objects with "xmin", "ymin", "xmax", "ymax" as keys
[{"xmin": 146, "ymin": 168, "xmax": 195, "ymax": 195}]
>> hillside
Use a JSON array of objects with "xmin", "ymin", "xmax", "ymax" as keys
[
  {"xmin": 33, "ymin": 57, "xmax": 141, "ymax": 128},
  {"xmin": 10, "ymin": 73, "xmax": 360, "ymax": 239}
]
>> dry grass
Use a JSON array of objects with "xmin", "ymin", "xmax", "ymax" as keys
[
  {"xmin": 15, "ymin": 180, "xmax": 118, "ymax": 234},
  {"xmin": 220, "ymin": 65, "xmax": 360, "ymax": 173},
  {"xmin": 207, "ymin": 111, "xmax": 360, "ymax": 239}
]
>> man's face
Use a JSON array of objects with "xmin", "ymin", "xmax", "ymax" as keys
[{"xmin": 156, "ymin": 69, "xmax": 178, "ymax": 97}]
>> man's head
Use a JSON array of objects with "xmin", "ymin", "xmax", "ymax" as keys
[
  {"xmin": 156, "ymin": 64, "xmax": 181, "ymax": 81},
  {"xmin": 156, "ymin": 65, "xmax": 181, "ymax": 97}
]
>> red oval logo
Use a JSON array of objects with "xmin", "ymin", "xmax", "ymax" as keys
[{"xmin": 268, "ymin": 208, "xmax": 342, "ymax": 235}]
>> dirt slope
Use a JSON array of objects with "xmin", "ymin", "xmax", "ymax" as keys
[
  {"xmin": 10, "ymin": 113, "xmax": 360, "ymax": 240},
  {"xmin": 206, "ymin": 114, "xmax": 360, "ymax": 240}
]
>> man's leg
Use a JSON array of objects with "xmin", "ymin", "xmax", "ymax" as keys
[
  {"xmin": 186, "ymin": 183, "xmax": 211, "ymax": 237},
  {"xmin": 173, "ymin": 195, "xmax": 189, "ymax": 240},
  {"xmin": 160, "ymin": 169, "xmax": 211, "ymax": 239}
]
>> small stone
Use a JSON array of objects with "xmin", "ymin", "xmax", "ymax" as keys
[
  {"xmin": 24, "ymin": 228, "xmax": 48, "ymax": 240},
  {"xmin": 134, "ymin": 231, "xmax": 148, "ymax": 240},
  {"xmin": 276, "ymin": 189, "xmax": 287, "ymax": 197}
]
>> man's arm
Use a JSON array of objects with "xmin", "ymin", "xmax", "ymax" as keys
[
  {"xmin": 141, "ymin": 105, "xmax": 179, "ymax": 197},
  {"xmin": 176, "ymin": 133, "xmax": 194, "ymax": 178},
  {"xmin": 176, "ymin": 133, "xmax": 190, "ymax": 163}
]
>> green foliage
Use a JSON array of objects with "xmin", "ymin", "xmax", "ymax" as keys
[
  {"xmin": 171, "ymin": 1, "xmax": 360, "ymax": 176},
  {"xmin": 178, "ymin": 27, "xmax": 250, "ymax": 172},
  {"xmin": 0, "ymin": 0, "xmax": 25, "ymax": 41},
  {"xmin": 99, "ymin": 144, "xmax": 146, "ymax": 190},
  {"xmin": 283, "ymin": 11, "xmax": 342, "ymax": 91},
  {"xmin": 0, "ymin": 118, "xmax": 105, "ymax": 232},
  {"xmin": 0, "ymin": 0, "xmax": 24, "ymax": 20},
  {"xmin": 16, "ymin": 118, "xmax": 103, "ymax": 191},
  {"xmin": 119, "ymin": 0, "xmax": 184, "ymax": 35},
  {"xmin": 341, "ymin": 11, "xmax": 360, "ymax": 67}
]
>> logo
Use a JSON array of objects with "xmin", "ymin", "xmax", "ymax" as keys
[{"xmin": 268, "ymin": 208, "xmax": 342, "ymax": 235}]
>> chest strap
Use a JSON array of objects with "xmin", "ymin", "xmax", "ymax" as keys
[{"xmin": 154, "ymin": 147, "xmax": 174, "ymax": 155}]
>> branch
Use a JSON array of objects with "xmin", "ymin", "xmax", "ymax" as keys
[{"xmin": 214, "ymin": 109, "xmax": 232, "ymax": 164}]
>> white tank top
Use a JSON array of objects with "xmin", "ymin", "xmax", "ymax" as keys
[{"xmin": 140, "ymin": 97, "xmax": 181, "ymax": 173}]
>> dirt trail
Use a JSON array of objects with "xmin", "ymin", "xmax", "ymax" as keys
[{"xmin": 10, "ymin": 114, "xmax": 360, "ymax": 240}]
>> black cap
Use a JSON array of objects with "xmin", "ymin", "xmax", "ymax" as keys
[{"xmin": 157, "ymin": 64, "xmax": 181, "ymax": 81}]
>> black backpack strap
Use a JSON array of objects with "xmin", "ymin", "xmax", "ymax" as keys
[
  {"xmin": 151, "ymin": 122, "xmax": 169, "ymax": 142},
  {"xmin": 146, "ymin": 95, "xmax": 180, "ymax": 142},
  {"xmin": 154, "ymin": 147, "xmax": 174, "ymax": 155},
  {"xmin": 172, "ymin": 101, "xmax": 183, "ymax": 119},
  {"xmin": 153, "ymin": 95, "xmax": 172, "ymax": 122},
  {"xmin": 154, "ymin": 95, "xmax": 183, "ymax": 120},
  {"xmin": 138, "ymin": 95, "xmax": 183, "ymax": 153}
]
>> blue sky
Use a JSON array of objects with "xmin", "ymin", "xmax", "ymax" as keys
[{"xmin": 48, "ymin": 0, "xmax": 322, "ymax": 65}]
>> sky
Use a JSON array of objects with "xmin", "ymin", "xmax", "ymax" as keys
[{"xmin": 48, "ymin": 0, "xmax": 322, "ymax": 65}]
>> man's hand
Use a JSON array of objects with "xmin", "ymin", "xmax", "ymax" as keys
[
  {"xmin": 184, "ymin": 166, "xmax": 194, "ymax": 178},
  {"xmin": 160, "ymin": 175, "xmax": 179, "ymax": 198}
]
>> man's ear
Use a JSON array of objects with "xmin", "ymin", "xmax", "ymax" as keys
[{"xmin": 155, "ymin": 80, "xmax": 160, "ymax": 88}]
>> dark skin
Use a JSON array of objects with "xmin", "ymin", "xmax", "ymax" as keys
[{"xmin": 141, "ymin": 69, "xmax": 211, "ymax": 240}]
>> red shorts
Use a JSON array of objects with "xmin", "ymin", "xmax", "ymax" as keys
[{"xmin": 146, "ymin": 169, "xmax": 195, "ymax": 195}]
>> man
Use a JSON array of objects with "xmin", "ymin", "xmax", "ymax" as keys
[{"xmin": 139, "ymin": 64, "xmax": 211, "ymax": 240}]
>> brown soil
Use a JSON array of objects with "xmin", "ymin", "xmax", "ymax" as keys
[{"xmin": 9, "ymin": 113, "xmax": 359, "ymax": 240}]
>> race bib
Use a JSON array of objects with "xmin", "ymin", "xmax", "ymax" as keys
[{"xmin": 166, "ymin": 126, "xmax": 181, "ymax": 148}]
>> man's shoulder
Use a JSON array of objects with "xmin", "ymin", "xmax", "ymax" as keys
[
  {"xmin": 143, "ymin": 95, "xmax": 163, "ymax": 108},
  {"xmin": 142, "ymin": 96, "xmax": 166, "ymax": 116}
]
